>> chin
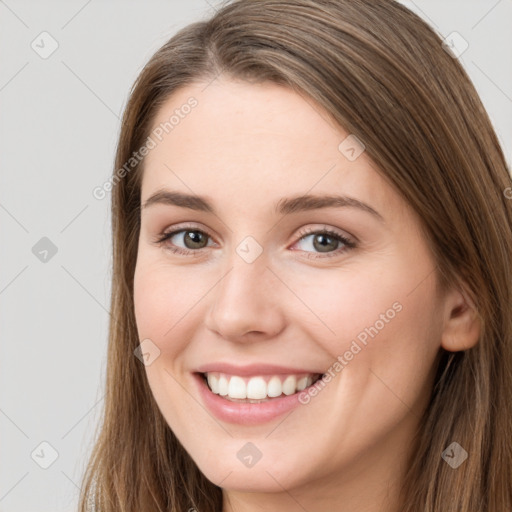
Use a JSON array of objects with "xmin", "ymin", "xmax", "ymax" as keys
[{"xmin": 192, "ymin": 448, "xmax": 313, "ymax": 493}]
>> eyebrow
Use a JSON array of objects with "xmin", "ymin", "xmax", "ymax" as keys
[{"xmin": 142, "ymin": 189, "xmax": 384, "ymax": 221}]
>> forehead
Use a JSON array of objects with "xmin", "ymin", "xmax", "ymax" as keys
[{"xmin": 141, "ymin": 78, "xmax": 405, "ymax": 220}]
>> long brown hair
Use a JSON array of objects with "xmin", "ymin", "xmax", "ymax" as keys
[{"xmin": 79, "ymin": 1, "xmax": 512, "ymax": 510}]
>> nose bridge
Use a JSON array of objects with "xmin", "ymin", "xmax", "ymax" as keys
[
  {"xmin": 205, "ymin": 242, "xmax": 285, "ymax": 341},
  {"xmin": 217, "ymin": 232, "xmax": 272, "ymax": 298}
]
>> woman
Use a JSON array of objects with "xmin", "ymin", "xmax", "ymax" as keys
[{"xmin": 79, "ymin": 1, "xmax": 512, "ymax": 510}]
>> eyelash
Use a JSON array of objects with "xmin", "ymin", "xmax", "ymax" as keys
[{"xmin": 153, "ymin": 224, "xmax": 356, "ymax": 259}]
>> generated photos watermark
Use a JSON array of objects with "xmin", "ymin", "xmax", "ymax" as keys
[{"xmin": 298, "ymin": 300, "xmax": 403, "ymax": 404}]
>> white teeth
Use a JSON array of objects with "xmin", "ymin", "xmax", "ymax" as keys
[
  {"xmin": 218, "ymin": 375, "xmax": 229, "ymax": 396},
  {"xmin": 204, "ymin": 372, "xmax": 318, "ymax": 400},
  {"xmin": 282, "ymin": 375, "xmax": 296, "ymax": 395},
  {"xmin": 228, "ymin": 376, "xmax": 246, "ymax": 399},
  {"xmin": 267, "ymin": 376, "xmax": 282, "ymax": 397},
  {"xmin": 296, "ymin": 376, "xmax": 309, "ymax": 391},
  {"xmin": 246, "ymin": 377, "xmax": 267, "ymax": 399},
  {"xmin": 207, "ymin": 373, "xmax": 219, "ymax": 394}
]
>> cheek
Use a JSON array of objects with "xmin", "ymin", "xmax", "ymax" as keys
[
  {"xmin": 134, "ymin": 265, "xmax": 168, "ymax": 342},
  {"xmin": 290, "ymin": 254, "xmax": 442, "ymax": 382},
  {"xmin": 133, "ymin": 259, "xmax": 199, "ymax": 347},
  {"xmin": 133, "ymin": 261, "xmax": 202, "ymax": 430},
  {"xmin": 345, "ymin": 272, "xmax": 437, "ymax": 434}
]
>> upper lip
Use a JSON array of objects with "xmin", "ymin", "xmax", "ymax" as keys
[{"xmin": 195, "ymin": 362, "xmax": 324, "ymax": 376}]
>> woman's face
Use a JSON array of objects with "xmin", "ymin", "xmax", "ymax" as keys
[{"xmin": 133, "ymin": 78, "xmax": 446, "ymax": 501}]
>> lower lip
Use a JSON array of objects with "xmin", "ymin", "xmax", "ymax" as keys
[{"xmin": 193, "ymin": 373, "xmax": 310, "ymax": 425}]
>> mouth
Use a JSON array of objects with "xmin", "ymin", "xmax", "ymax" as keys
[{"xmin": 197, "ymin": 371, "xmax": 324, "ymax": 403}]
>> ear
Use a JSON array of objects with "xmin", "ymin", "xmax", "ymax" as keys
[{"xmin": 440, "ymin": 283, "xmax": 481, "ymax": 352}]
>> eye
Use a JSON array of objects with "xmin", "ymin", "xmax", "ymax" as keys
[
  {"xmin": 153, "ymin": 225, "xmax": 215, "ymax": 256},
  {"xmin": 153, "ymin": 224, "xmax": 356, "ymax": 259},
  {"xmin": 291, "ymin": 226, "xmax": 356, "ymax": 259}
]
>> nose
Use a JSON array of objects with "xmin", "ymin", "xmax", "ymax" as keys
[{"xmin": 204, "ymin": 253, "xmax": 286, "ymax": 343}]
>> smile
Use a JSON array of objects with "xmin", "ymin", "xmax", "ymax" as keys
[
  {"xmin": 201, "ymin": 372, "xmax": 323, "ymax": 402},
  {"xmin": 193, "ymin": 370, "xmax": 326, "ymax": 425}
]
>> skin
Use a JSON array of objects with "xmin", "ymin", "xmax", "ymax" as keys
[{"xmin": 133, "ymin": 77, "xmax": 481, "ymax": 512}]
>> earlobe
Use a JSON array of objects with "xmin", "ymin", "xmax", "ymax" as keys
[{"xmin": 440, "ymin": 284, "xmax": 482, "ymax": 352}]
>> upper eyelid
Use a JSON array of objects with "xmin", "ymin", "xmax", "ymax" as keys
[
  {"xmin": 161, "ymin": 223, "xmax": 350, "ymax": 236},
  {"xmin": 162, "ymin": 223, "xmax": 217, "ymax": 242}
]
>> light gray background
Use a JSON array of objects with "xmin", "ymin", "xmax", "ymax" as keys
[{"xmin": 0, "ymin": 1, "xmax": 510, "ymax": 511}]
